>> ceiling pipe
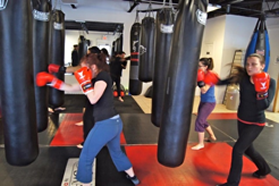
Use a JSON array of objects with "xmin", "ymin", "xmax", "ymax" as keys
[{"xmin": 127, "ymin": 0, "xmax": 140, "ymax": 12}]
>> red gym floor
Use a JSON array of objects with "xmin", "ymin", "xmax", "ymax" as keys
[{"xmin": 0, "ymin": 95, "xmax": 278, "ymax": 186}]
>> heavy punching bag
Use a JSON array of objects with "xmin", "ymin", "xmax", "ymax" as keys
[
  {"xmin": 129, "ymin": 21, "xmax": 143, "ymax": 95},
  {"xmin": 0, "ymin": 0, "xmax": 39, "ymax": 165},
  {"xmin": 139, "ymin": 15, "xmax": 156, "ymax": 82},
  {"xmin": 78, "ymin": 35, "xmax": 88, "ymax": 62},
  {"xmin": 115, "ymin": 38, "xmax": 120, "ymax": 54},
  {"xmin": 158, "ymin": 0, "xmax": 208, "ymax": 167},
  {"xmin": 111, "ymin": 41, "xmax": 116, "ymax": 56},
  {"xmin": 151, "ymin": 8, "xmax": 174, "ymax": 127},
  {"xmin": 32, "ymin": 0, "xmax": 51, "ymax": 132},
  {"xmin": 49, "ymin": 9, "xmax": 65, "ymax": 108},
  {"xmin": 244, "ymin": 15, "xmax": 270, "ymax": 72},
  {"xmin": 118, "ymin": 34, "xmax": 123, "ymax": 52}
]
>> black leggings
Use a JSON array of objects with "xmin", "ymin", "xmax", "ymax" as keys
[
  {"xmin": 227, "ymin": 121, "xmax": 270, "ymax": 185},
  {"xmin": 111, "ymin": 75, "xmax": 121, "ymax": 97},
  {"xmin": 83, "ymin": 98, "xmax": 95, "ymax": 141}
]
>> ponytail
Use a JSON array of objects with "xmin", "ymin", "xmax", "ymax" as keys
[{"xmin": 199, "ymin": 57, "xmax": 214, "ymax": 70}]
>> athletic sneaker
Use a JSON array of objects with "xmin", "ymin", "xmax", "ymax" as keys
[
  {"xmin": 126, "ymin": 175, "xmax": 140, "ymax": 185},
  {"xmin": 76, "ymin": 142, "xmax": 84, "ymax": 149},
  {"xmin": 252, "ymin": 170, "xmax": 271, "ymax": 178}
]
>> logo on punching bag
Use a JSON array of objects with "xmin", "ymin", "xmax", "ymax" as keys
[
  {"xmin": 196, "ymin": 9, "xmax": 207, "ymax": 25},
  {"xmin": 139, "ymin": 45, "xmax": 147, "ymax": 55},
  {"xmin": 133, "ymin": 41, "xmax": 139, "ymax": 52}
]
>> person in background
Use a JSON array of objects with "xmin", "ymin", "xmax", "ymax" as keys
[
  {"xmin": 119, "ymin": 51, "xmax": 127, "ymax": 75},
  {"xmin": 36, "ymin": 53, "xmax": 140, "ymax": 186},
  {"xmin": 71, "ymin": 44, "xmax": 79, "ymax": 67},
  {"xmin": 191, "ymin": 57, "xmax": 217, "ymax": 150},
  {"xmin": 101, "ymin": 48, "xmax": 110, "ymax": 64},
  {"xmin": 213, "ymin": 53, "xmax": 276, "ymax": 186},
  {"xmin": 109, "ymin": 51, "xmax": 126, "ymax": 102}
]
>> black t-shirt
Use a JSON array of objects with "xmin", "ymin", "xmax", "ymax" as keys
[
  {"xmin": 237, "ymin": 74, "xmax": 276, "ymax": 123},
  {"xmin": 92, "ymin": 71, "xmax": 117, "ymax": 122}
]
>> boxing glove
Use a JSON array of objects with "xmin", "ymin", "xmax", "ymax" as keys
[
  {"xmin": 204, "ymin": 70, "xmax": 220, "ymax": 85},
  {"xmin": 74, "ymin": 67, "xmax": 93, "ymax": 94},
  {"xmin": 48, "ymin": 64, "xmax": 66, "ymax": 74},
  {"xmin": 252, "ymin": 72, "xmax": 270, "ymax": 100},
  {"xmin": 197, "ymin": 69, "xmax": 205, "ymax": 88},
  {"xmin": 36, "ymin": 72, "xmax": 64, "ymax": 89}
]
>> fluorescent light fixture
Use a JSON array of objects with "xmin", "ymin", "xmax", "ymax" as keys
[{"xmin": 207, "ymin": 3, "xmax": 221, "ymax": 12}]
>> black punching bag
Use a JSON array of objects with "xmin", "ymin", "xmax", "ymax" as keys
[
  {"xmin": 49, "ymin": 9, "xmax": 65, "ymax": 108},
  {"xmin": 0, "ymin": 0, "xmax": 39, "ymax": 165},
  {"xmin": 129, "ymin": 22, "xmax": 143, "ymax": 95},
  {"xmin": 139, "ymin": 16, "xmax": 156, "ymax": 82},
  {"xmin": 111, "ymin": 41, "xmax": 116, "ymax": 56},
  {"xmin": 78, "ymin": 35, "xmax": 88, "ymax": 61},
  {"xmin": 118, "ymin": 34, "xmax": 123, "ymax": 52},
  {"xmin": 158, "ymin": 0, "xmax": 208, "ymax": 167},
  {"xmin": 244, "ymin": 15, "xmax": 270, "ymax": 72},
  {"xmin": 151, "ymin": 8, "xmax": 174, "ymax": 127},
  {"xmin": 32, "ymin": 0, "xmax": 51, "ymax": 132}
]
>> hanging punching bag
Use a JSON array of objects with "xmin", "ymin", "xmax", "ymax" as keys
[
  {"xmin": 151, "ymin": 8, "xmax": 174, "ymax": 127},
  {"xmin": 129, "ymin": 22, "xmax": 143, "ymax": 95},
  {"xmin": 32, "ymin": 0, "xmax": 51, "ymax": 132},
  {"xmin": 78, "ymin": 35, "xmax": 88, "ymax": 61},
  {"xmin": 139, "ymin": 16, "xmax": 156, "ymax": 82},
  {"xmin": 49, "ymin": 9, "xmax": 65, "ymax": 108},
  {"xmin": 158, "ymin": 0, "xmax": 208, "ymax": 167},
  {"xmin": 244, "ymin": 15, "xmax": 270, "ymax": 72},
  {"xmin": 118, "ymin": 34, "xmax": 123, "ymax": 52},
  {"xmin": 0, "ymin": 0, "xmax": 39, "ymax": 166},
  {"xmin": 111, "ymin": 41, "xmax": 116, "ymax": 56},
  {"xmin": 115, "ymin": 38, "xmax": 120, "ymax": 54}
]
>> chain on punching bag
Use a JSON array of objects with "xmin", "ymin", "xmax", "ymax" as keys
[
  {"xmin": 139, "ymin": 11, "xmax": 156, "ymax": 82},
  {"xmin": 0, "ymin": 0, "xmax": 39, "ymax": 166},
  {"xmin": 151, "ymin": 8, "xmax": 175, "ymax": 127},
  {"xmin": 157, "ymin": 0, "xmax": 208, "ymax": 167},
  {"xmin": 49, "ymin": 9, "xmax": 65, "ymax": 108},
  {"xmin": 129, "ymin": 20, "xmax": 143, "ymax": 95},
  {"xmin": 32, "ymin": 0, "xmax": 52, "ymax": 132}
]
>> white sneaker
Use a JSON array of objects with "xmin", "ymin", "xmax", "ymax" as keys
[
  {"xmin": 76, "ymin": 144, "xmax": 83, "ymax": 149},
  {"xmin": 75, "ymin": 121, "xmax": 83, "ymax": 126}
]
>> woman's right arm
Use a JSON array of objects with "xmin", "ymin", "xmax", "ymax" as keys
[{"xmin": 60, "ymin": 83, "xmax": 81, "ymax": 92}]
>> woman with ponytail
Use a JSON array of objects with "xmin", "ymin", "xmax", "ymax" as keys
[
  {"xmin": 192, "ymin": 57, "xmax": 218, "ymax": 150},
  {"xmin": 36, "ymin": 53, "xmax": 140, "ymax": 185},
  {"xmin": 216, "ymin": 53, "xmax": 276, "ymax": 186}
]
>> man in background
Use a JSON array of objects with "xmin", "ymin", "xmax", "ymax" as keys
[{"xmin": 71, "ymin": 44, "xmax": 79, "ymax": 67}]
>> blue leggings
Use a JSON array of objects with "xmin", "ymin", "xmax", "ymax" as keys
[{"xmin": 76, "ymin": 115, "xmax": 132, "ymax": 183}]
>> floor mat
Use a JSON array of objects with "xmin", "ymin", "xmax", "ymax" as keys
[
  {"xmin": 113, "ymin": 96, "xmax": 144, "ymax": 113},
  {"xmin": 125, "ymin": 143, "xmax": 279, "ymax": 186},
  {"xmin": 50, "ymin": 113, "xmax": 126, "ymax": 146},
  {"xmin": 50, "ymin": 113, "xmax": 84, "ymax": 146}
]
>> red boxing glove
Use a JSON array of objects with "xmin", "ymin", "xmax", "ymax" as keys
[
  {"xmin": 204, "ymin": 70, "xmax": 220, "ymax": 85},
  {"xmin": 252, "ymin": 72, "xmax": 270, "ymax": 100},
  {"xmin": 197, "ymin": 69, "xmax": 205, "ymax": 88},
  {"xmin": 48, "ymin": 64, "xmax": 66, "ymax": 74},
  {"xmin": 74, "ymin": 67, "xmax": 93, "ymax": 94},
  {"xmin": 36, "ymin": 72, "xmax": 64, "ymax": 89}
]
